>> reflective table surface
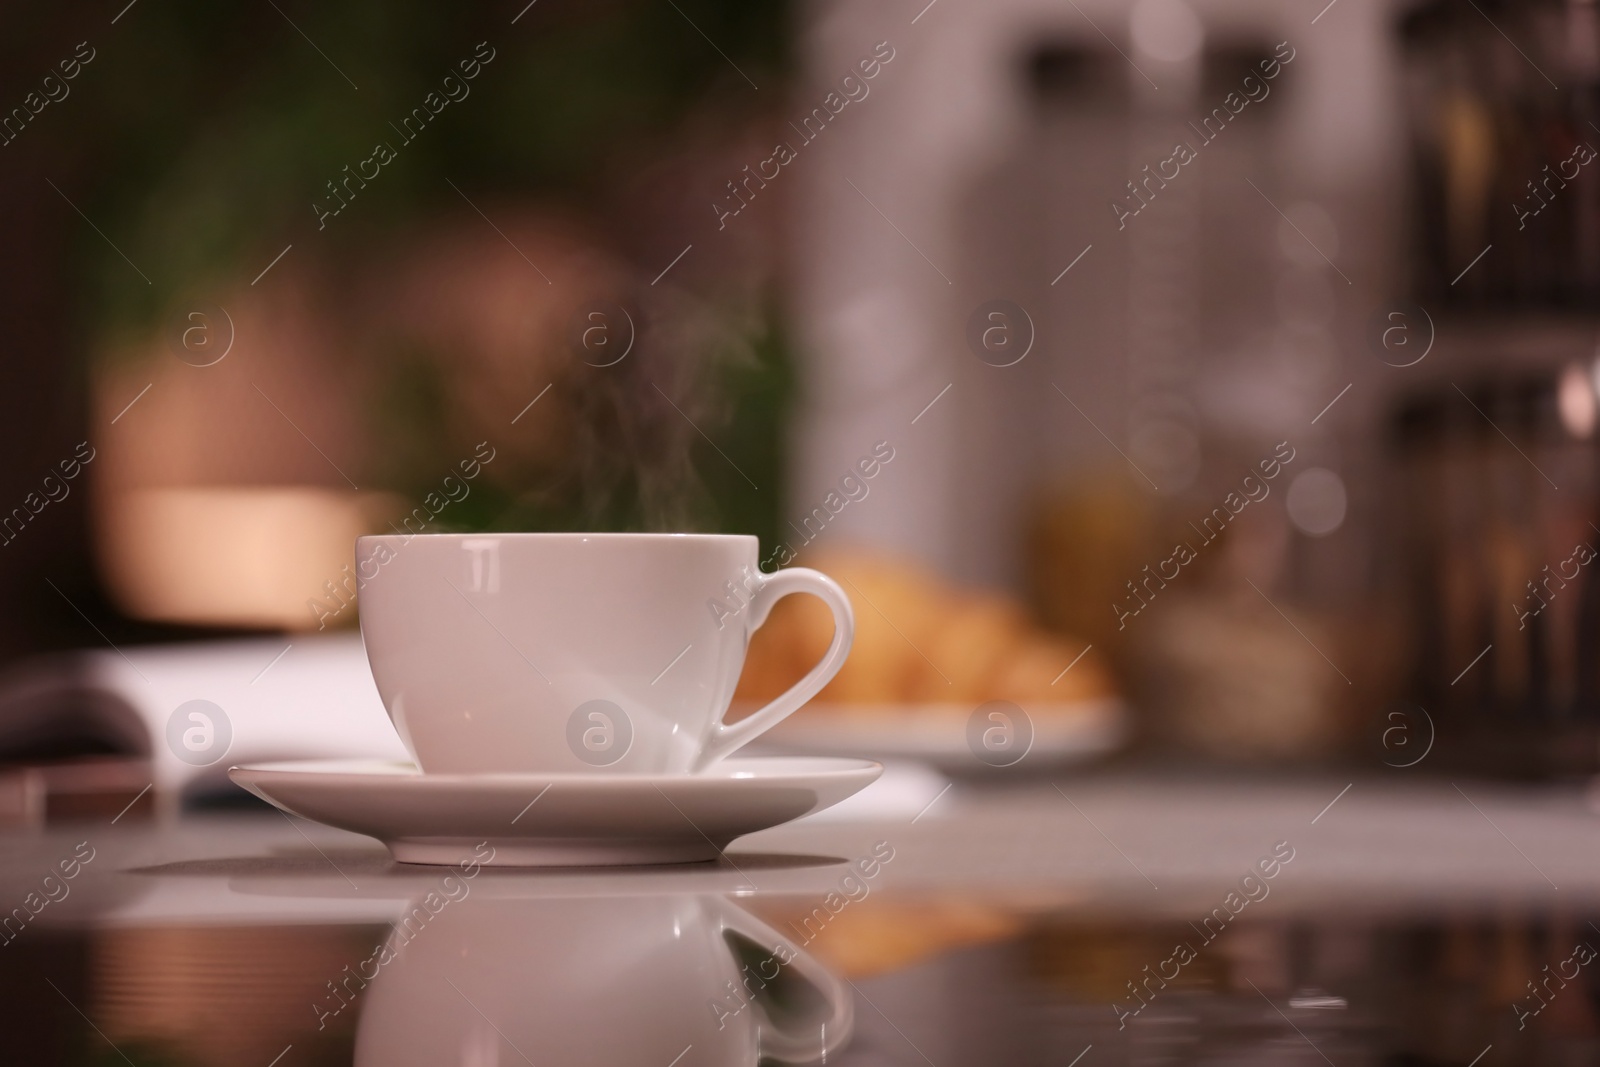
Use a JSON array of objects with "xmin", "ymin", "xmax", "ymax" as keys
[{"xmin": 8, "ymin": 768, "xmax": 1600, "ymax": 1065}]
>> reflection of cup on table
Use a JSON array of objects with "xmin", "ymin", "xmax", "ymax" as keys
[
  {"xmin": 358, "ymin": 533, "xmax": 854, "ymax": 775},
  {"xmin": 354, "ymin": 893, "xmax": 854, "ymax": 1066}
]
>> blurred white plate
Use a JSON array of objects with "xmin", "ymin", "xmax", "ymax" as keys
[{"xmin": 758, "ymin": 700, "xmax": 1126, "ymax": 772}]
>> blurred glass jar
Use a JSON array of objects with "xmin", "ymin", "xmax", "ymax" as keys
[{"xmin": 1389, "ymin": 357, "xmax": 1600, "ymax": 778}]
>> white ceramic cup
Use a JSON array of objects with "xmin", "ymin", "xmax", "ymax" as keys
[{"xmin": 356, "ymin": 533, "xmax": 854, "ymax": 775}]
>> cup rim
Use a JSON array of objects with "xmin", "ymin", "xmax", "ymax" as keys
[{"xmin": 356, "ymin": 532, "xmax": 758, "ymax": 545}]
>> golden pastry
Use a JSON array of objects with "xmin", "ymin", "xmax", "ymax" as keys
[
  {"xmin": 793, "ymin": 550, "xmax": 945, "ymax": 706},
  {"xmin": 991, "ymin": 636, "xmax": 1114, "ymax": 707},
  {"xmin": 908, "ymin": 594, "xmax": 1027, "ymax": 703},
  {"xmin": 732, "ymin": 545, "xmax": 1119, "ymax": 712}
]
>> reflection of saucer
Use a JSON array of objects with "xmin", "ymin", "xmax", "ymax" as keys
[{"xmin": 229, "ymin": 756, "xmax": 881, "ymax": 867}]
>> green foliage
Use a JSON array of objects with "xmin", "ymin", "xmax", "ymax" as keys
[
  {"xmin": 64, "ymin": 0, "xmax": 789, "ymax": 329},
  {"xmin": 695, "ymin": 306, "xmax": 794, "ymax": 546},
  {"xmin": 54, "ymin": 0, "xmax": 795, "ymax": 536}
]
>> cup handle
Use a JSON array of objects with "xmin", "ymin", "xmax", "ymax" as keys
[
  {"xmin": 693, "ymin": 566, "xmax": 854, "ymax": 771},
  {"xmin": 717, "ymin": 899, "xmax": 854, "ymax": 1062}
]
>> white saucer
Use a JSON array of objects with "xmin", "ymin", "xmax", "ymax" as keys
[{"xmin": 228, "ymin": 756, "xmax": 882, "ymax": 868}]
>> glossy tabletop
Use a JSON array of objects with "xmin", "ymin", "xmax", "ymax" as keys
[{"xmin": 7, "ymin": 768, "xmax": 1600, "ymax": 1065}]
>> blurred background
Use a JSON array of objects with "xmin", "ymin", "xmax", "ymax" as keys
[
  {"xmin": 16, "ymin": 2, "xmax": 1600, "ymax": 1066},
  {"xmin": 4, "ymin": 0, "xmax": 1600, "ymax": 795}
]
